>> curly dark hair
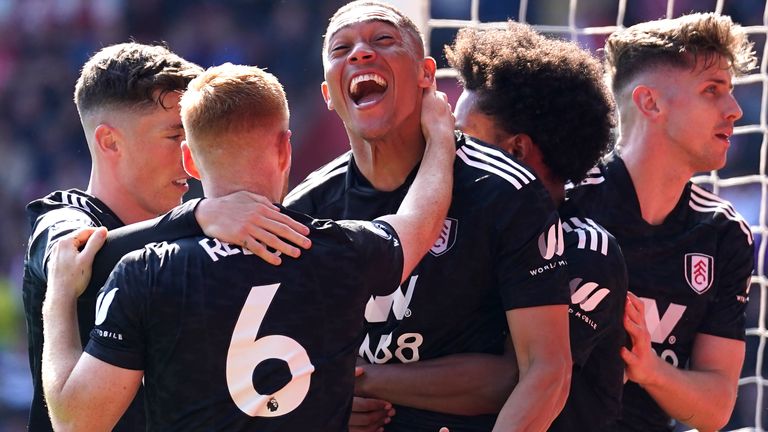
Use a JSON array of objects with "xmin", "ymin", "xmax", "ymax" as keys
[
  {"xmin": 74, "ymin": 42, "xmax": 202, "ymax": 116},
  {"xmin": 605, "ymin": 12, "xmax": 756, "ymax": 95},
  {"xmin": 445, "ymin": 21, "xmax": 615, "ymax": 184}
]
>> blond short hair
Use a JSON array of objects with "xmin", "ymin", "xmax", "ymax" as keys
[
  {"xmin": 605, "ymin": 12, "xmax": 756, "ymax": 94},
  {"xmin": 180, "ymin": 63, "xmax": 288, "ymax": 160}
]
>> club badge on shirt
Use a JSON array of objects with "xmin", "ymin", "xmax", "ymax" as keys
[
  {"xmin": 430, "ymin": 218, "xmax": 458, "ymax": 257},
  {"xmin": 685, "ymin": 253, "xmax": 714, "ymax": 294}
]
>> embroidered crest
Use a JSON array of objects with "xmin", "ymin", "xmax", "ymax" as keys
[
  {"xmin": 685, "ymin": 253, "xmax": 714, "ymax": 294},
  {"xmin": 429, "ymin": 218, "xmax": 458, "ymax": 256}
]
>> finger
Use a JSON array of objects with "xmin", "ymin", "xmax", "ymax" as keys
[
  {"xmin": 348, "ymin": 410, "xmax": 389, "ymax": 428},
  {"xmin": 79, "ymin": 227, "xmax": 107, "ymax": 261},
  {"xmin": 275, "ymin": 209, "xmax": 312, "ymax": 237},
  {"xmin": 242, "ymin": 237, "xmax": 282, "ymax": 266},
  {"xmin": 355, "ymin": 366, "xmax": 365, "ymax": 378},
  {"xmin": 254, "ymin": 212, "xmax": 311, "ymax": 249},
  {"xmin": 620, "ymin": 346, "xmax": 636, "ymax": 365},
  {"xmin": 242, "ymin": 191, "xmax": 279, "ymax": 210},
  {"xmin": 352, "ymin": 396, "xmax": 392, "ymax": 412},
  {"xmin": 247, "ymin": 227, "xmax": 301, "ymax": 258},
  {"xmin": 71, "ymin": 227, "xmax": 98, "ymax": 249}
]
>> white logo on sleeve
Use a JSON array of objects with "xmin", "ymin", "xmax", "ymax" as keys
[
  {"xmin": 569, "ymin": 278, "xmax": 610, "ymax": 312},
  {"xmin": 538, "ymin": 219, "xmax": 564, "ymax": 260},
  {"xmin": 363, "ymin": 221, "xmax": 392, "ymax": 240},
  {"xmin": 95, "ymin": 288, "xmax": 119, "ymax": 325}
]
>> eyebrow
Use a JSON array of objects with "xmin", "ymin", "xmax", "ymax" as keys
[
  {"xmin": 707, "ymin": 78, "xmax": 733, "ymax": 89},
  {"xmin": 163, "ymin": 123, "xmax": 184, "ymax": 131}
]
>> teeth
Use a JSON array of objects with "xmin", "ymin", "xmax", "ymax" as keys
[
  {"xmin": 349, "ymin": 73, "xmax": 388, "ymax": 95},
  {"xmin": 173, "ymin": 179, "xmax": 188, "ymax": 186}
]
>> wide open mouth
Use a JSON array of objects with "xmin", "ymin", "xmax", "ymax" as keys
[{"xmin": 349, "ymin": 73, "xmax": 388, "ymax": 105}]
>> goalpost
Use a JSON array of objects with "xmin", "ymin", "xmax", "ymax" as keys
[{"xmin": 384, "ymin": 0, "xmax": 768, "ymax": 430}]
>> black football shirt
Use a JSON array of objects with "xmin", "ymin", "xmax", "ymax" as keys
[
  {"xmin": 567, "ymin": 154, "xmax": 754, "ymax": 431},
  {"xmin": 284, "ymin": 134, "xmax": 570, "ymax": 431},
  {"xmin": 85, "ymin": 210, "xmax": 403, "ymax": 431},
  {"xmin": 23, "ymin": 189, "xmax": 155, "ymax": 431},
  {"xmin": 549, "ymin": 203, "xmax": 629, "ymax": 432}
]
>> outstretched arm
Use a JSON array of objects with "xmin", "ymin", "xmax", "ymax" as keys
[
  {"xmin": 43, "ymin": 228, "xmax": 143, "ymax": 431},
  {"xmin": 355, "ymin": 341, "xmax": 518, "ymax": 415},
  {"xmin": 621, "ymin": 292, "xmax": 743, "ymax": 431},
  {"xmin": 376, "ymin": 82, "xmax": 455, "ymax": 281},
  {"xmin": 87, "ymin": 192, "xmax": 311, "ymax": 295}
]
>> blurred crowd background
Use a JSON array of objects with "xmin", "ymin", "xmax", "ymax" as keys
[{"xmin": 0, "ymin": 0, "xmax": 765, "ymax": 430}]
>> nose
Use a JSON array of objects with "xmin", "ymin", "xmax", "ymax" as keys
[
  {"xmin": 724, "ymin": 93, "xmax": 743, "ymax": 122},
  {"xmin": 348, "ymin": 42, "xmax": 375, "ymax": 64}
]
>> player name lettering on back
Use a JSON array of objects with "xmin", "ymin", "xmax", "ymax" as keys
[{"xmin": 199, "ymin": 238, "xmax": 265, "ymax": 262}]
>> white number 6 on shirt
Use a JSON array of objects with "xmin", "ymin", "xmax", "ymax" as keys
[{"xmin": 226, "ymin": 283, "xmax": 314, "ymax": 417}]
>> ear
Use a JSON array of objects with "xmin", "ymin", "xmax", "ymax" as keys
[
  {"xmin": 418, "ymin": 56, "xmax": 437, "ymax": 89},
  {"xmin": 501, "ymin": 133, "xmax": 534, "ymax": 162},
  {"xmin": 631, "ymin": 85, "xmax": 661, "ymax": 119},
  {"xmin": 181, "ymin": 141, "xmax": 201, "ymax": 180},
  {"xmin": 321, "ymin": 82, "xmax": 334, "ymax": 111},
  {"xmin": 277, "ymin": 129, "xmax": 292, "ymax": 174},
  {"xmin": 93, "ymin": 124, "xmax": 119, "ymax": 157}
]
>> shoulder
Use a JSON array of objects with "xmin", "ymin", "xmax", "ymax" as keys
[
  {"xmin": 453, "ymin": 135, "xmax": 555, "ymax": 219},
  {"xmin": 687, "ymin": 183, "xmax": 753, "ymax": 247},
  {"xmin": 283, "ymin": 151, "xmax": 351, "ymax": 208},
  {"xmin": 27, "ymin": 190, "xmax": 105, "ymax": 242},
  {"xmin": 455, "ymin": 134, "xmax": 538, "ymax": 191},
  {"xmin": 562, "ymin": 215, "xmax": 620, "ymax": 258}
]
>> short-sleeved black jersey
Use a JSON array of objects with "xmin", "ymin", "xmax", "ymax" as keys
[
  {"xmin": 85, "ymin": 210, "xmax": 403, "ymax": 431},
  {"xmin": 567, "ymin": 154, "xmax": 754, "ymax": 431},
  {"xmin": 549, "ymin": 203, "xmax": 628, "ymax": 432},
  {"xmin": 284, "ymin": 134, "xmax": 569, "ymax": 431},
  {"xmin": 22, "ymin": 189, "xmax": 146, "ymax": 431}
]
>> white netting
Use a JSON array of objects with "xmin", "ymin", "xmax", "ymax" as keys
[{"xmin": 390, "ymin": 0, "xmax": 768, "ymax": 430}]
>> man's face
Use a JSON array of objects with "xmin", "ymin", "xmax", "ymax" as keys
[
  {"xmin": 115, "ymin": 90, "xmax": 190, "ymax": 219},
  {"xmin": 653, "ymin": 56, "xmax": 743, "ymax": 172},
  {"xmin": 454, "ymin": 90, "xmax": 501, "ymax": 146},
  {"xmin": 322, "ymin": 11, "xmax": 430, "ymax": 141}
]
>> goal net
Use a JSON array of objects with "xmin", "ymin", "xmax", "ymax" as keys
[{"xmin": 386, "ymin": 0, "xmax": 768, "ymax": 430}]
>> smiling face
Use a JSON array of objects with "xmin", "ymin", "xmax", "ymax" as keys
[
  {"xmin": 113, "ymin": 90, "xmax": 190, "ymax": 219},
  {"xmin": 321, "ymin": 7, "xmax": 432, "ymax": 142},
  {"xmin": 651, "ymin": 56, "xmax": 743, "ymax": 172}
]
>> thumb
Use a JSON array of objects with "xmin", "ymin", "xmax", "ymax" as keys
[{"xmin": 80, "ymin": 226, "xmax": 107, "ymax": 260}]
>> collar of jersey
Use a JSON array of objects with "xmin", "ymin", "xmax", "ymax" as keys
[{"xmin": 346, "ymin": 153, "xmax": 420, "ymax": 196}]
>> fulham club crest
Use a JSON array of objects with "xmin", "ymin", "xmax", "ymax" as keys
[
  {"xmin": 685, "ymin": 253, "xmax": 714, "ymax": 294},
  {"xmin": 430, "ymin": 218, "xmax": 458, "ymax": 256}
]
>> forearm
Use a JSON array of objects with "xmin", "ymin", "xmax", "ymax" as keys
[
  {"xmin": 42, "ymin": 289, "xmax": 85, "ymax": 428},
  {"xmin": 357, "ymin": 353, "xmax": 517, "ymax": 415},
  {"xmin": 492, "ymin": 356, "xmax": 570, "ymax": 432},
  {"xmin": 378, "ymin": 134, "xmax": 454, "ymax": 278},
  {"xmin": 639, "ymin": 355, "xmax": 740, "ymax": 431}
]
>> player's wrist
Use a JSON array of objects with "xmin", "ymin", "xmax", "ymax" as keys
[{"xmin": 634, "ymin": 355, "xmax": 668, "ymax": 389}]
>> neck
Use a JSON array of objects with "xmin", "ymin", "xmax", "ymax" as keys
[
  {"xmin": 547, "ymin": 182, "xmax": 566, "ymax": 207},
  {"xmin": 86, "ymin": 167, "xmax": 156, "ymax": 225},
  {"xmin": 203, "ymin": 178, "xmax": 278, "ymax": 203},
  {"xmin": 618, "ymin": 125, "xmax": 692, "ymax": 225},
  {"xmin": 347, "ymin": 118, "xmax": 426, "ymax": 192}
]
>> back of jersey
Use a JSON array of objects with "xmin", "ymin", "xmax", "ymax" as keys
[{"xmin": 85, "ymin": 212, "xmax": 403, "ymax": 431}]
